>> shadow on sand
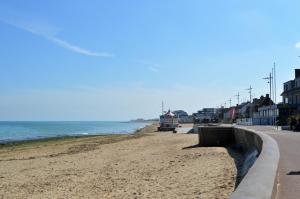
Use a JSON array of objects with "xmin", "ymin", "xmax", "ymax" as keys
[{"xmin": 182, "ymin": 144, "xmax": 245, "ymax": 189}]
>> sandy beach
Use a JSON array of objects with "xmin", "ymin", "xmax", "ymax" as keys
[{"xmin": 0, "ymin": 125, "xmax": 237, "ymax": 199}]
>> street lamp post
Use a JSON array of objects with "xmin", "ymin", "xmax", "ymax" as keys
[{"xmin": 263, "ymin": 72, "xmax": 273, "ymax": 125}]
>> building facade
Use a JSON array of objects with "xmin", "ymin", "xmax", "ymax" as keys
[
  {"xmin": 281, "ymin": 69, "xmax": 300, "ymax": 110},
  {"xmin": 252, "ymin": 105, "xmax": 278, "ymax": 125},
  {"xmin": 172, "ymin": 110, "xmax": 193, "ymax": 123},
  {"xmin": 193, "ymin": 108, "xmax": 219, "ymax": 123},
  {"xmin": 236, "ymin": 94, "xmax": 275, "ymax": 125}
]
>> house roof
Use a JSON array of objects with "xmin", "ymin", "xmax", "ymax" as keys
[
  {"xmin": 252, "ymin": 95, "xmax": 274, "ymax": 107},
  {"xmin": 163, "ymin": 110, "xmax": 175, "ymax": 117},
  {"xmin": 281, "ymin": 87, "xmax": 300, "ymax": 96}
]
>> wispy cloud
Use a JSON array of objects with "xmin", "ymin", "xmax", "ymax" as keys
[
  {"xmin": 0, "ymin": 13, "xmax": 114, "ymax": 57},
  {"xmin": 135, "ymin": 60, "xmax": 161, "ymax": 73},
  {"xmin": 148, "ymin": 66, "xmax": 159, "ymax": 73},
  {"xmin": 296, "ymin": 42, "xmax": 300, "ymax": 48},
  {"xmin": 47, "ymin": 37, "xmax": 114, "ymax": 57}
]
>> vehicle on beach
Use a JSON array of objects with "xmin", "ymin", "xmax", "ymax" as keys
[{"xmin": 158, "ymin": 110, "xmax": 179, "ymax": 132}]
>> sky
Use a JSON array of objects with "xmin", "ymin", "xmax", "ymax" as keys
[{"xmin": 1, "ymin": 0, "xmax": 300, "ymax": 121}]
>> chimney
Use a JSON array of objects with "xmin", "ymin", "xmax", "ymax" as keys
[{"xmin": 295, "ymin": 69, "xmax": 300, "ymax": 78}]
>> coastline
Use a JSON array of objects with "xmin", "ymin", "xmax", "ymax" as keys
[{"xmin": 0, "ymin": 123, "xmax": 155, "ymax": 148}]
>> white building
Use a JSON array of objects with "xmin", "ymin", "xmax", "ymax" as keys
[
  {"xmin": 172, "ymin": 110, "xmax": 193, "ymax": 123},
  {"xmin": 193, "ymin": 108, "xmax": 219, "ymax": 123}
]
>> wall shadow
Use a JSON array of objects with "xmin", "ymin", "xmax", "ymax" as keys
[
  {"xmin": 181, "ymin": 144, "xmax": 245, "ymax": 189},
  {"xmin": 226, "ymin": 147, "xmax": 246, "ymax": 188}
]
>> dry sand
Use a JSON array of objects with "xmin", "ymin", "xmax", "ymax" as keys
[{"xmin": 0, "ymin": 125, "xmax": 237, "ymax": 199}]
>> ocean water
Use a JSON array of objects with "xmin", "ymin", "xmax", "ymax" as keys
[{"xmin": 0, "ymin": 121, "xmax": 149, "ymax": 143}]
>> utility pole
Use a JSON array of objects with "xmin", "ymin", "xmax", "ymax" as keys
[
  {"xmin": 246, "ymin": 86, "xmax": 253, "ymax": 103},
  {"xmin": 274, "ymin": 63, "xmax": 277, "ymax": 104},
  {"xmin": 263, "ymin": 72, "xmax": 273, "ymax": 125},
  {"xmin": 235, "ymin": 92, "xmax": 240, "ymax": 105},
  {"xmin": 272, "ymin": 65, "xmax": 275, "ymax": 126},
  {"xmin": 263, "ymin": 73, "xmax": 272, "ymax": 101},
  {"xmin": 274, "ymin": 63, "xmax": 277, "ymax": 127},
  {"xmin": 272, "ymin": 67, "xmax": 275, "ymax": 126},
  {"xmin": 229, "ymin": 98, "xmax": 232, "ymax": 108},
  {"xmin": 246, "ymin": 86, "xmax": 253, "ymax": 125},
  {"xmin": 272, "ymin": 67, "xmax": 275, "ymax": 105}
]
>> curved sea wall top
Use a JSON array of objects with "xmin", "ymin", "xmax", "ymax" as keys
[{"xmin": 197, "ymin": 126, "xmax": 280, "ymax": 199}]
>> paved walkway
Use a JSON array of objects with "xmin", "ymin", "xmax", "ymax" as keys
[
  {"xmin": 237, "ymin": 125, "xmax": 300, "ymax": 199},
  {"xmin": 176, "ymin": 123, "xmax": 194, "ymax": 134}
]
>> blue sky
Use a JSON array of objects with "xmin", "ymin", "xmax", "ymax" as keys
[{"xmin": 1, "ymin": 0, "xmax": 300, "ymax": 121}]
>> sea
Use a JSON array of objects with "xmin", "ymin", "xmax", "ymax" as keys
[{"xmin": 0, "ymin": 121, "xmax": 150, "ymax": 143}]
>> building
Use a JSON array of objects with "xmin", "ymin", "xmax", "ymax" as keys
[
  {"xmin": 193, "ymin": 108, "xmax": 219, "ymax": 123},
  {"xmin": 281, "ymin": 69, "xmax": 300, "ymax": 113},
  {"xmin": 172, "ymin": 110, "xmax": 188, "ymax": 117},
  {"xmin": 236, "ymin": 94, "xmax": 275, "ymax": 125},
  {"xmin": 172, "ymin": 110, "xmax": 193, "ymax": 123},
  {"xmin": 223, "ymin": 107, "xmax": 237, "ymax": 123},
  {"xmin": 252, "ymin": 105, "xmax": 278, "ymax": 125},
  {"xmin": 252, "ymin": 103, "xmax": 294, "ymax": 126},
  {"xmin": 158, "ymin": 110, "xmax": 179, "ymax": 131},
  {"xmin": 252, "ymin": 94, "xmax": 274, "ymax": 112},
  {"xmin": 236, "ymin": 102, "xmax": 251, "ymax": 118}
]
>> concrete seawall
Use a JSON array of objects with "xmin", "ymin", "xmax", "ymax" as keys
[{"xmin": 197, "ymin": 126, "xmax": 280, "ymax": 199}]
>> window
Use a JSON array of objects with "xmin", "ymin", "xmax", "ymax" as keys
[{"xmin": 285, "ymin": 97, "xmax": 288, "ymax": 104}]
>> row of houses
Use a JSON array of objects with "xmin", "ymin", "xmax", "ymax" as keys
[
  {"xmin": 171, "ymin": 110, "xmax": 194, "ymax": 123},
  {"xmin": 223, "ymin": 94, "xmax": 276, "ymax": 125},
  {"xmin": 222, "ymin": 69, "xmax": 300, "ymax": 126},
  {"xmin": 169, "ymin": 109, "xmax": 219, "ymax": 124},
  {"xmin": 162, "ymin": 69, "xmax": 300, "ymax": 126},
  {"xmin": 193, "ymin": 108, "xmax": 219, "ymax": 123}
]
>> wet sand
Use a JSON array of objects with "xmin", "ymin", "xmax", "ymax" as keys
[{"xmin": 0, "ymin": 125, "xmax": 237, "ymax": 199}]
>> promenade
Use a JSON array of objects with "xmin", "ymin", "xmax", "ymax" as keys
[{"xmin": 237, "ymin": 125, "xmax": 300, "ymax": 199}]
